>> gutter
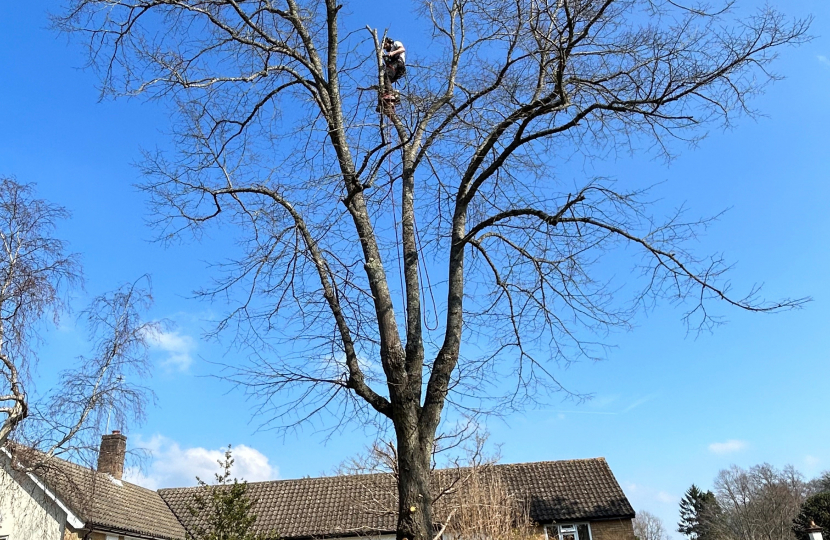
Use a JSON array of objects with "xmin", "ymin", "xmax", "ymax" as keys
[
  {"xmin": 0, "ymin": 447, "xmax": 86, "ymax": 529},
  {"xmin": 90, "ymin": 523, "xmax": 181, "ymax": 540},
  {"xmin": 540, "ymin": 514, "xmax": 637, "ymax": 524}
]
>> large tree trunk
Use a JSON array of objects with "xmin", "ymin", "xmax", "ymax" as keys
[
  {"xmin": 395, "ymin": 415, "xmax": 434, "ymax": 540},
  {"xmin": 393, "ymin": 395, "xmax": 434, "ymax": 540}
]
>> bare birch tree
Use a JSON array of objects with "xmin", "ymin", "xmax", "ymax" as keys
[
  {"xmin": 56, "ymin": 2, "xmax": 809, "ymax": 540},
  {"xmin": 0, "ymin": 177, "xmax": 158, "ymax": 466},
  {"xmin": 634, "ymin": 511, "xmax": 670, "ymax": 540},
  {"xmin": 0, "ymin": 178, "xmax": 77, "ymax": 445}
]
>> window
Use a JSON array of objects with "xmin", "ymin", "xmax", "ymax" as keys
[{"xmin": 546, "ymin": 523, "xmax": 592, "ymax": 540}]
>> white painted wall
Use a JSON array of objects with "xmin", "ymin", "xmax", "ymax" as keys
[{"xmin": 0, "ymin": 454, "xmax": 68, "ymax": 540}]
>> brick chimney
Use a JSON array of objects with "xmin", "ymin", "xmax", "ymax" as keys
[{"xmin": 97, "ymin": 430, "xmax": 127, "ymax": 479}]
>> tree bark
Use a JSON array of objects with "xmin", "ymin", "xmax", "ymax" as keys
[{"xmin": 395, "ymin": 414, "xmax": 434, "ymax": 540}]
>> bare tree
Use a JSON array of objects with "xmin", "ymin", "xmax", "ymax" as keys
[
  {"xmin": 0, "ymin": 178, "xmax": 78, "ymax": 445},
  {"xmin": 22, "ymin": 279, "xmax": 161, "ymax": 465},
  {"xmin": 714, "ymin": 463, "xmax": 809, "ymax": 540},
  {"xmin": 441, "ymin": 463, "xmax": 533, "ymax": 540},
  {"xmin": 336, "ymin": 433, "xmax": 531, "ymax": 540},
  {"xmin": 807, "ymin": 471, "xmax": 830, "ymax": 496},
  {"xmin": 634, "ymin": 510, "xmax": 670, "ymax": 540},
  {"xmin": 0, "ymin": 177, "xmax": 158, "ymax": 466},
  {"xmin": 56, "ymin": 2, "xmax": 809, "ymax": 540}
]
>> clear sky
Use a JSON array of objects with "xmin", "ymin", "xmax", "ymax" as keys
[{"xmin": 1, "ymin": 1, "xmax": 828, "ymax": 537}]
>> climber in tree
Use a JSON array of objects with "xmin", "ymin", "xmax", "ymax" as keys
[{"xmin": 383, "ymin": 37, "xmax": 406, "ymax": 96}]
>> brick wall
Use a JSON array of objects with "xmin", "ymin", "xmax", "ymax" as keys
[
  {"xmin": 86, "ymin": 532, "xmax": 125, "ymax": 540},
  {"xmin": 590, "ymin": 519, "xmax": 636, "ymax": 540},
  {"xmin": 63, "ymin": 528, "xmax": 83, "ymax": 540}
]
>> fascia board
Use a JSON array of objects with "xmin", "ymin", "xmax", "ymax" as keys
[{"xmin": 0, "ymin": 447, "xmax": 86, "ymax": 529}]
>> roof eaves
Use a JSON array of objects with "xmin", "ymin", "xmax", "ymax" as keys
[
  {"xmin": 286, "ymin": 531, "xmax": 396, "ymax": 540},
  {"xmin": 89, "ymin": 523, "xmax": 181, "ymax": 540},
  {"xmin": 580, "ymin": 512, "xmax": 637, "ymax": 522},
  {"xmin": 0, "ymin": 447, "xmax": 86, "ymax": 529}
]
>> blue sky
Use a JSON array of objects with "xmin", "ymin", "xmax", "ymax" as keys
[{"xmin": 1, "ymin": 1, "xmax": 829, "ymax": 536}]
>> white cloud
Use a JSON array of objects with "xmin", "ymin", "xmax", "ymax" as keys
[
  {"xmin": 657, "ymin": 491, "xmax": 676, "ymax": 503},
  {"xmin": 818, "ymin": 55, "xmax": 830, "ymax": 68},
  {"xmin": 708, "ymin": 439, "xmax": 748, "ymax": 455},
  {"xmin": 146, "ymin": 329, "xmax": 196, "ymax": 371},
  {"xmin": 626, "ymin": 483, "xmax": 677, "ymax": 505},
  {"xmin": 804, "ymin": 455, "xmax": 822, "ymax": 473},
  {"xmin": 123, "ymin": 434, "xmax": 278, "ymax": 490},
  {"xmin": 590, "ymin": 394, "xmax": 620, "ymax": 409}
]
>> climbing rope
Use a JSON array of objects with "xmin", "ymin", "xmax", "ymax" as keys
[
  {"xmin": 381, "ymin": 77, "xmax": 438, "ymax": 333},
  {"xmin": 387, "ymin": 120, "xmax": 408, "ymax": 322},
  {"xmin": 414, "ymin": 214, "xmax": 439, "ymax": 332}
]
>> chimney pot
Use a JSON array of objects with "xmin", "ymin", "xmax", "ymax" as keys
[{"xmin": 97, "ymin": 432, "xmax": 127, "ymax": 480}]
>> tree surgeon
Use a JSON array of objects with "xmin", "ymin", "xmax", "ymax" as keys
[{"xmin": 383, "ymin": 37, "xmax": 406, "ymax": 99}]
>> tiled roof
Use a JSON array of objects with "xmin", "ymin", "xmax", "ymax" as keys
[
  {"xmin": 11, "ymin": 447, "xmax": 185, "ymax": 540},
  {"xmin": 159, "ymin": 458, "xmax": 634, "ymax": 539},
  {"xmin": 495, "ymin": 459, "xmax": 635, "ymax": 522}
]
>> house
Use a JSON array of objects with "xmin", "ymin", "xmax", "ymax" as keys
[
  {"xmin": 0, "ymin": 433, "xmax": 185, "ymax": 540},
  {"xmin": 0, "ymin": 433, "xmax": 636, "ymax": 540}
]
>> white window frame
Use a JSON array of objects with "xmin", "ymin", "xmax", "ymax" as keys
[{"xmin": 545, "ymin": 523, "xmax": 592, "ymax": 540}]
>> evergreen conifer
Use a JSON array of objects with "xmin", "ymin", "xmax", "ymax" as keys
[
  {"xmin": 187, "ymin": 446, "xmax": 278, "ymax": 540},
  {"xmin": 793, "ymin": 492, "xmax": 830, "ymax": 540},
  {"xmin": 678, "ymin": 485, "xmax": 719, "ymax": 540}
]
